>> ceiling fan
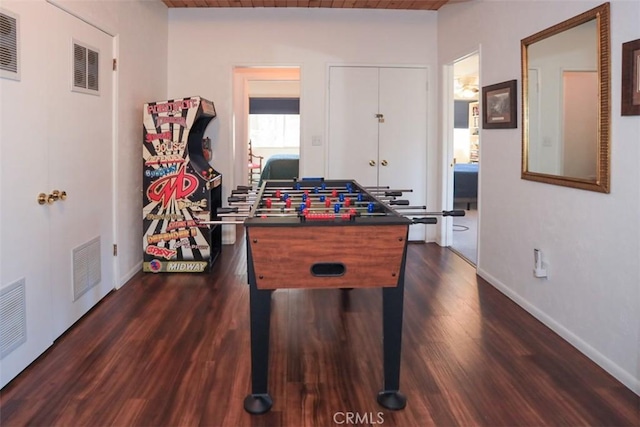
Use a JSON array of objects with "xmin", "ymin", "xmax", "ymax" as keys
[{"xmin": 454, "ymin": 76, "xmax": 479, "ymax": 99}]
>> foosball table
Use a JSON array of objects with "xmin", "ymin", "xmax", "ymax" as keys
[{"xmin": 206, "ymin": 178, "xmax": 463, "ymax": 414}]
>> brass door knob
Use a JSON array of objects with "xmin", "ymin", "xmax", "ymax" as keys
[
  {"xmin": 47, "ymin": 194, "xmax": 56, "ymax": 204},
  {"xmin": 53, "ymin": 190, "xmax": 67, "ymax": 201},
  {"xmin": 381, "ymin": 160, "xmax": 388, "ymax": 166},
  {"xmin": 38, "ymin": 193, "xmax": 47, "ymax": 205},
  {"xmin": 369, "ymin": 160, "xmax": 376, "ymax": 166}
]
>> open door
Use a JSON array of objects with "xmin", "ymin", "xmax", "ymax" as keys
[{"xmin": 447, "ymin": 53, "xmax": 480, "ymax": 265}]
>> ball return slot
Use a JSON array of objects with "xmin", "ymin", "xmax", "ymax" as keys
[{"xmin": 310, "ymin": 262, "xmax": 346, "ymax": 277}]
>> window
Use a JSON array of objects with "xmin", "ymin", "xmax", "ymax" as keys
[{"xmin": 249, "ymin": 98, "xmax": 300, "ymax": 148}]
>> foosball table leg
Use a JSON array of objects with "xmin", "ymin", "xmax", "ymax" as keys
[
  {"xmin": 377, "ymin": 265, "xmax": 407, "ymax": 410},
  {"xmin": 243, "ymin": 250, "xmax": 274, "ymax": 415}
]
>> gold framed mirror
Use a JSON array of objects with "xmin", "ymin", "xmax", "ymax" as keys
[{"xmin": 521, "ymin": 2, "xmax": 610, "ymax": 193}]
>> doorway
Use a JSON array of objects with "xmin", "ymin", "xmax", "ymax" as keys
[
  {"xmin": 232, "ymin": 67, "xmax": 301, "ymax": 188},
  {"xmin": 450, "ymin": 54, "xmax": 479, "ymax": 265},
  {"xmin": 228, "ymin": 67, "xmax": 300, "ymax": 244}
]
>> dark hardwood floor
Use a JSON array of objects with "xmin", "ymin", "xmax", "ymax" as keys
[{"xmin": 1, "ymin": 235, "xmax": 638, "ymax": 426}]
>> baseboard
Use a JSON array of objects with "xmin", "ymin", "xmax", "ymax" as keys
[
  {"xmin": 477, "ymin": 267, "xmax": 640, "ymax": 396},
  {"xmin": 118, "ymin": 261, "xmax": 142, "ymax": 289},
  {"xmin": 222, "ymin": 224, "xmax": 237, "ymax": 245}
]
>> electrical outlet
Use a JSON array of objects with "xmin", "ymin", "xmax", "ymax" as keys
[{"xmin": 533, "ymin": 249, "xmax": 548, "ymax": 278}]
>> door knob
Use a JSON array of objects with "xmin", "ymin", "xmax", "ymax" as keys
[
  {"xmin": 38, "ymin": 191, "xmax": 67, "ymax": 205},
  {"xmin": 369, "ymin": 160, "xmax": 376, "ymax": 166},
  {"xmin": 381, "ymin": 160, "xmax": 388, "ymax": 166},
  {"xmin": 52, "ymin": 190, "xmax": 67, "ymax": 201}
]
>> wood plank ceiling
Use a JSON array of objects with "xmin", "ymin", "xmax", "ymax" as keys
[{"xmin": 162, "ymin": 0, "xmax": 461, "ymax": 11}]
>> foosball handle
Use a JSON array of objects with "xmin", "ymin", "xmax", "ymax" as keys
[
  {"xmin": 389, "ymin": 200, "xmax": 410, "ymax": 205},
  {"xmin": 228, "ymin": 196, "xmax": 246, "ymax": 203},
  {"xmin": 236, "ymin": 185, "xmax": 252, "ymax": 191},
  {"xmin": 385, "ymin": 191, "xmax": 403, "ymax": 197},
  {"xmin": 217, "ymin": 207, "xmax": 239, "ymax": 214},
  {"xmin": 442, "ymin": 210, "xmax": 466, "ymax": 217},
  {"xmin": 412, "ymin": 217, "xmax": 438, "ymax": 224}
]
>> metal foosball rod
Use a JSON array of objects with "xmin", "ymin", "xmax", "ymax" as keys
[
  {"xmin": 251, "ymin": 199, "xmax": 393, "ymax": 208},
  {"xmin": 253, "ymin": 208, "xmax": 374, "ymax": 215},
  {"xmin": 217, "ymin": 213, "xmax": 252, "ymax": 218},
  {"xmin": 396, "ymin": 209, "xmax": 466, "ymax": 217},
  {"xmin": 199, "ymin": 219, "xmax": 247, "ymax": 226},
  {"xmin": 228, "ymin": 196, "xmax": 258, "ymax": 203},
  {"xmin": 367, "ymin": 189, "xmax": 413, "ymax": 196},
  {"xmin": 236, "ymin": 192, "xmax": 369, "ymax": 201},
  {"xmin": 229, "ymin": 202, "xmax": 255, "ymax": 209},
  {"xmin": 254, "ymin": 189, "xmax": 413, "ymax": 199},
  {"xmin": 229, "ymin": 194, "xmax": 365, "ymax": 204}
]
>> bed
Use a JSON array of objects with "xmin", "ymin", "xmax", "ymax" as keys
[
  {"xmin": 454, "ymin": 162, "xmax": 478, "ymax": 209},
  {"xmin": 259, "ymin": 154, "xmax": 300, "ymax": 184}
]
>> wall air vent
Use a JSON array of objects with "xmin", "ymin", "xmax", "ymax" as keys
[
  {"xmin": 0, "ymin": 278, "xmax": 27, "ymax": 359},
  {"xmin": 72, "ymin": 40, "xmax": 99, "ymax": 95},
  {"xmin": 0, "ymin": 9, "xmax": 19, "ymax": 80},
  {"xmin": 73, "ymin": 236, "xmax": 102, "ymax": 301}
]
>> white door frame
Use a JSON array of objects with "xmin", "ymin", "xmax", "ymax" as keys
[
  {"xmin": 230, "ymin": 66, "xmax": 301, "ymax": 244},
  {"xmin": 442, "ymin": 50, "xmax": 481, "ymax": 264},
  {"xmin": 441, "ymin": 62, "xmax": 456, "ymax": 248}
]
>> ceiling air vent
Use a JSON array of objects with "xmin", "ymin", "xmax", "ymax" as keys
[
  {"xmin": 0, "ymin": 9, "xmax": 19, "ymax": 80},
  {"xmin": 72, "ymin": 40, "xmax": 99, "ymax": 95}
]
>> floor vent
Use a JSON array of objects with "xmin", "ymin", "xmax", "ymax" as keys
[
  {"xmin": 0, "ymin": 278, "xmax": 27, "ymax": 359},
  {"xmin": 73, "ymin": 236, "xmax": 102, "ymax": 301}
]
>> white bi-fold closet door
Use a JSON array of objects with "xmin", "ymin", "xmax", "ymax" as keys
[{"xmin": 328, "ymin": 66, "xmax": 428, "ymax": 241}]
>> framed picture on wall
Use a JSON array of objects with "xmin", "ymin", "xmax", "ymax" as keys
[
  {"xmin": 622, "ymin": 38, "xmax": 640, "ymax": 116},
  {"xmin": 482, "ymin": 79, "xmax": 517, "ymax": 129}
]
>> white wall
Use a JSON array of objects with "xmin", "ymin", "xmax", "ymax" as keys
[
  {"xmin": 438, "ymin": 0, "xmax": 640, "ymax": 394},
  {"xmin": 167, "ymin": 8, "xmax": 440, "ymax": 241},
  {"xmin": 48, "ymin": 0, "xmax": 169, "ymax": 286}
]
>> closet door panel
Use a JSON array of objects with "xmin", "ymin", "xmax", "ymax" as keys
[
  {"xmin": 47, "ymin": 5, "xmax": 115, "ymax": 337},
  {"xmin": 379, "ymin": 67, "xmax": 427, "ymax": 241},
  {"xmin": 328, "ymin": 66, "xmax": 379, "ymax": 186},
  {"xmin": 0, "ymin": 2, "xmax": 53, "ymax": 388}
]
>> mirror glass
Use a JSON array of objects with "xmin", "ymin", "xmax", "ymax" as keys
[{"xmin": 521, "ymin": 3, "xmax": 610, "ymax": 192}]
